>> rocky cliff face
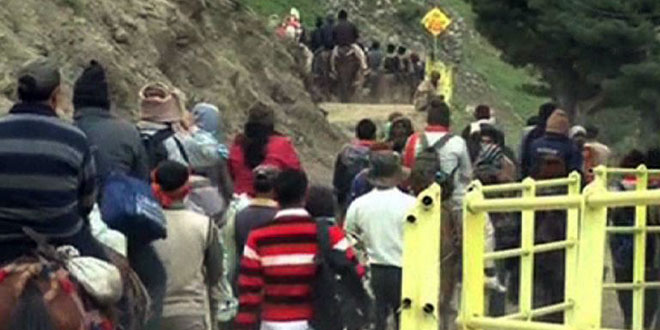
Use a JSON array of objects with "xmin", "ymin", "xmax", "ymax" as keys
[{"xmin": 0, "ymin": 0, "xmax": 344, "ymax": 181}]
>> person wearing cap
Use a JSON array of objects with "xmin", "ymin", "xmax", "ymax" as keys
[
  {"xmin": 73, "ymin": 60, "xmax": 149, "ymax": 182},
  {"xmin": 228, "ymin": 102, "xmax": 301, "ymax": 196},
  {"xmin": 528, "ymin": 109, "xmax": 584, "ymax": 179},
  {"xmin": 150, "ymin": 161, "xmax": 223, "ymax": 330},
  {"xmin": 569, "ymin": 125, "xmax": 587, "ymax": 150},
  {"xmin": 344, "ymin": 151, "xmax": 416, "ymax": 330},
  {"xmin": 0, "ymin": 58, "xmax": 108, "ymax": 265}
]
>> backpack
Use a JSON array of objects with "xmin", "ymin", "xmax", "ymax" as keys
[
  {"xmin": 410, "ymin": 133, "xmax": 456, "ymax": 198},
  {"xmin": 100, "ymin": 172, "xmax": 167, "ymax": 243},
  {"xmin": 474, "ymin": 144, "xmax": 517, "ymax": 184},
  {"xmin": 312, "ymin": 220, "xmax": 372, "ymax": 330},
  {"xmin": 141, "ymin": 128, "xmax": 176, "ymax": 171},
  {"xmin": 533, "ymin": 152, "xmax": 567, "ymax": 180},
  {"xmin": 336, "ymin": 144, "xmax": 370, "ymax": 203}
]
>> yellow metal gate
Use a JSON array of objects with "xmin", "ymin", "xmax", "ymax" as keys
[{"xmin": 456, "ymin": 166, "xmax": 660, "ymax": 330}]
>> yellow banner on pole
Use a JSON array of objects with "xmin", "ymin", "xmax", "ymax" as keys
[
  {"xmin": 421, "ymin": 7, "xmax": 452, "ymax": 36},
  {"xmin": 425, "ymin": 59, "xmax": 454, "ymax": 105}
]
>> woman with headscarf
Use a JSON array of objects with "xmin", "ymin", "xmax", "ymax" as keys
[{"xmin": 228, "ymin": 102, "xmax": 302, "ymax": 196}]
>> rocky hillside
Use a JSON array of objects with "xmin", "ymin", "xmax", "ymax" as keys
[{"xmin": 0, "ymin": 0, "xmax": 344, "ymax": 181}]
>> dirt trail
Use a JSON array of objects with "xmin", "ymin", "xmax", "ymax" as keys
[{"xmin": 321, "ymin": 102, "xmax": 426, "ymax": 136}]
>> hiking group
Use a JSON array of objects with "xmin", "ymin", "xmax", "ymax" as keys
[
  {"xmin": 282, "ymin": 9, "xmax": 426, "ymax": 104},
  {"xmin": 0, "ymin": 8, "xmax": 657, "ymax": 330}
]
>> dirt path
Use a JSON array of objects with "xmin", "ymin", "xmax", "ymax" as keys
[{"xmin": 321, "ymin": 102, "xmax": 426, "ymax": 136}]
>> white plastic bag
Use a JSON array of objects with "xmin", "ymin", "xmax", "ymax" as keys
[
  {"xmin": 90, "ymin": 204, "xmax": 127, "ymax": 256},
  {"xmin": 58, "ymin": 246, "xmax": 124, "ymax": 305}
]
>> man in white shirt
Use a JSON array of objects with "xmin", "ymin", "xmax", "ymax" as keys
[{"xmin": 344, "ymin": 151, "xmax": 416, "ymax": 330}]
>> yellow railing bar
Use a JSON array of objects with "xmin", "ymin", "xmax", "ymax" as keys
[
  {"xmin": 463, "ymin": 317, "xmax": 571, "ymax": 330},
  {"xmin": 462, "ymin": 184, "xmax": 486, "ymax": 328},
  {"xmin": 519, "ymin": 178, "xmax": 535, "ymax": 322},
  {"xmin": 564, "ymin": 172, "xmax": 581, "ymax": 324},
  {"xmin": 574, "ymin": 172, "xmax": 608, "ymax": 329},
  {"xmin": 480, "ymin": 175, "xmax": 578, "ymax": 194},
  {"xmin": 603, "ymin": 167, "xmax": 660, "ymax": 175},
  {"xmin": 632, "ymin": 167, "xmax": 648, "ymax": 330},
  {"xmin": 484, "ymin": 240, "xmax": 576, "ymax": 261},
  {"xmin": 606, "ymin": 226, "xmax": 660, "ymax": 234},
  {"xmin": 603, "ymin": 282, "xmax": 660, "ymax": 290},
  {"xmin": 500, "ymin": 302, "xmax": 574, "ymax": 321},
  {"xmin": 586, "ymin": 189, "xmax": 660, "ymax": 208},
  {"xmin": 469, "ymin": 195, "xmax": 581, "ymax": 213}
]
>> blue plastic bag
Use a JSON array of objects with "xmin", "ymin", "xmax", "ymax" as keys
[{"xmin": 100, "ymin": 172, "xmax": 167, "ymax": 243}]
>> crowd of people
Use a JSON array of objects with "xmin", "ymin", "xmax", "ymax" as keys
[
  {"xmin": 0, "ymin": 17, "xmax": 657, "ymax": 330},
  {"xmin": 279, "ymin": 8, "xmax": 426, "ymax": 103}
]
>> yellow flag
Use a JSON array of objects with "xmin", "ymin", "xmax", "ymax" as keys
[
  {"xmin": 425, "ymin": 59, "xmax": 454, "ymax": 105},
  {"xmin": 421, "ymin": 8, "xmax": 452, "ymax": 36}
]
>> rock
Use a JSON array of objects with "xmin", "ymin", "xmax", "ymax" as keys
[{"xmin": 113, "ymin": 27, "xmax": 129, "ymax": 44}]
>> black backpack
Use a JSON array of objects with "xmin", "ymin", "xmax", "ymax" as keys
[
  {"xmin": 312, "ymin": 220, "xmax": 372, "ymax": 330},
  {"xmin": 140, "ymin": 128, "xmax": 189, "ymax": 171},
  {"xmin": 532, "ymin": 152, "xmax": 567, "ymax": 180}
]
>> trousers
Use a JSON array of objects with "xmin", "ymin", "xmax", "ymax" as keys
[{"xmin": 371, "ymin": 264, "xmax": 402, "ymax": 330}]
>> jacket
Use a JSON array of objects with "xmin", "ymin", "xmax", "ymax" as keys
[
  {"xmin": 520, "ymin": 125, "xmax": 545, "ymax": 179},
  {"xmin": 528, "ymin": 133, "xmax": 583, "ymax": 177},
  {"xmin": 0, "ymin": 103, "xmax": 97, "ymax": 241},
  {"xmin": 75, "ymin": 106, "xmax": 149, "ymax": 181},
  {"xmin": 153, "ymin": 204, "xmax": 223, "ymax": 319},
  {"xmin": 332, "ymin": 20, "xmax": 359, "ymax": 47},
  {"xmin": 235, "ymin": 208, "xmax": 364, "ymax": 329},
  {"xmin": 229, "ymin": 134, "xmax": 302, "ymax": 196}
]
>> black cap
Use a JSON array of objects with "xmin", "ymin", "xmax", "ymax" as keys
[
  {"xmin": 17, "ymin": 57, "xmax": 61, "ymax": 102},
  {"xmin": 73, "ymin": 60, "xmax": 110, "ymax": 109}
]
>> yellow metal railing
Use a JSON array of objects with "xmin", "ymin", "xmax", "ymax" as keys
[{"xmin": 458, "ymin": 166, "xmax": 660, "ymax": 330}]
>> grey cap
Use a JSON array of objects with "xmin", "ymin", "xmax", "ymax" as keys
[{"xmin": 17, "ymin": 57, "xmax": 61, "ymax": 101}]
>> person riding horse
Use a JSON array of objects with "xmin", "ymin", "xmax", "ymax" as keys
[{"xmin": 330, "ymin": 10, "xmax": 368, "ymax": 102}]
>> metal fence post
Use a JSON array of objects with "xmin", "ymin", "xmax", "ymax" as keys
[
  {"xmin": 575, "ymin": 167, "xmax": 608, "ymax": 329},
  {"xmin": 519, "ymin": 178, "xmax": 536, "ymax": 321},
  {"xmin": 462, "ymin": 183, "xmax": 486, "ymax": 329},
  {"xmin": 632, "ymin": 165, "xmax": 649, "ymax": 330}
]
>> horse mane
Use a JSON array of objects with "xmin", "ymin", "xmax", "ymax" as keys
[{"xmin": 8, "ymin": 279, "xmax": 55, "ymax": 330}]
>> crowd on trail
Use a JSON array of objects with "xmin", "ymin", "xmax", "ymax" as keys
[
  {"xmin": 276, "ymin": 8, "xmax": 428, "ymax": 104},
  {"xmin": 1, "ymin": 7, "xmax": 660, "ymax": 330}
]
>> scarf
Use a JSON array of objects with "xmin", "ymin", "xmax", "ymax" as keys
[{"xmin": 152, "ymin": 183, "xmax": 191, "ymax": 209}]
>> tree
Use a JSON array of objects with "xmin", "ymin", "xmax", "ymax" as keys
[{"xmin": 467, "ymin": 0, "xmax": 660, "ymax": 119}]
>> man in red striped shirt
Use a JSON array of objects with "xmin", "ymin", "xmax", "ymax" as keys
[{"xmin": 236, "ymin": 170, "xmax": 365, "ymax": 330}]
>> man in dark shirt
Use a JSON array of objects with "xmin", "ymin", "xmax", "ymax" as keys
[
  {"xmin": 331, "ymin": 9, "xmax": 368, "ymax": 72},
  {"xmin": 320, "ymin": 15, "xmax": 335, "ymax": 51},
  {"xmin": 310, "ymin": 16, "xmax": 325, "ymax": 53}
]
